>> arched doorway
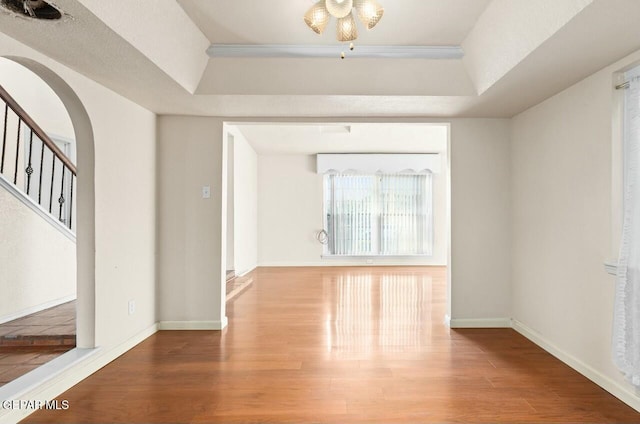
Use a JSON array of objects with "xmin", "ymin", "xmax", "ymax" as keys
[{"xmin": 0, "ymin": 56, "xmax": 95, "ymax": 353}]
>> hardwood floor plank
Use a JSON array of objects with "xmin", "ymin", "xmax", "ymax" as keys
[{"xmin": 22, "ymin": 266, "xmax": 640, "ymax": 423}]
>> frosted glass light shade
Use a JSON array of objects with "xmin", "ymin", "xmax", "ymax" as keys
[
  {"xmin": 326, "ymin": 0, "xmax": 353, "ymax": 19},
  {"xmin": 336, "ymin": 12, "xmax": 358, "ymax": 42},
  {"xmin": 304, "ymin": 1, "xmax": 331, "ymax": 34},
  {"xmin": 354, "ymin": 0, "xmax": 384, "ymax": 29}
]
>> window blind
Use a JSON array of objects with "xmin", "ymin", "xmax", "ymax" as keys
[{"xmin": 324, "ymin": 173, "xmax": 432, "ymax": 256}]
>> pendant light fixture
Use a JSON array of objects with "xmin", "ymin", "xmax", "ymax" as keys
[
  {"xmin": 325, "ymin": 0, "xmax": 353, "ymax": 19},
  {"xmin": 303, "ymin": 2, "xmax": 331, "ymax": 35},
  {"xmin": 303, "ymin": 0, "xmax": 384, "ymax": 57},
  {"xmin": 354, "ymin": 0, "xmax": 384, "ymax": 30},
  {"xmin": 336, "ymin": 12, "xmax": 358, "ymax": 42}
]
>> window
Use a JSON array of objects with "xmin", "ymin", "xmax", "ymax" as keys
[{"xmin": 323, "ymin": 173, "xmax": 433, "ymax": 256}]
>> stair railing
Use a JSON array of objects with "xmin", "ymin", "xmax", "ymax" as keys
[{"xmin": 0, "ymin": 83, "xmax": 76, "ymax": 232}]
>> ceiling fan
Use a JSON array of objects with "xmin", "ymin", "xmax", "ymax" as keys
[
  {"xmin": 304, "ymin": 0, "xmax": 384, "ymax": 58},
  {"xmin": 1, "ymin": 0, "xmax": 61, "ymax": 20}
]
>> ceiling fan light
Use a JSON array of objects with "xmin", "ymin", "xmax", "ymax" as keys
[
  {"xmin": 326, "ymin": 0, "xmax": 354, "ymax": 19},
  {"xmin": 336, "ymin": 12, "xmax": 358, "ymax": 42},
  {"xmin": 304, "ymin": 1, "xmax": 331, "ymax": 35},
  {"xmin": 354, "ymin": 0, "xmax": 384, "ymax": 29}
]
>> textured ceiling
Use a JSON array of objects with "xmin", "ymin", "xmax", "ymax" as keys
[
  {"xmin": 0, "ymin": 0, "xmax": 639, "ymax": 118},
  {"xmin": 177, "ymin": 0, "xmax": 491, "ymax": 46},
  {"xmin": 235, "ymin": 123, "xmax": 448, "ymax": 154}
]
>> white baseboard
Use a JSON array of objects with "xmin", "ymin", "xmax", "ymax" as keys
[
  {"xmin": 0, "ymin": 323, "xmax": 158, "ymax": 423},
  {"xmin": 449, "ymin": 317, "xmax": 511, "ymax": 328},
  {"xmin": 158, "ymin": 318, "xmax": 228, "ymax": 330},
  {"xmin": 258, "ymin": 262, "xmax": 447, "ymax": 267},
  {"xmin": 236, "ymin": 266, "xmax": 256, "ymax": 277},
  {"xmin": 258, "ymin": 262, "xmax": 333, "ymax": 267},
  {"xmin": 512, "ymin": 319, "xmax": 640, "ymax": 413},
  {"xmin": 0, "ymin": 294, "xmax": 76, "ymax": 325}
]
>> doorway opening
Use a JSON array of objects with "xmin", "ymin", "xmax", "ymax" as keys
[
  {"xmin": 221, "ymin": 121, "xmax": 452, "ymax": 321},
  {"xmin": 0, "ymin": 56, "xmax": 95, "ymax": 387}
]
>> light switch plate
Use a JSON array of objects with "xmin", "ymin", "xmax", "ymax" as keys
[{"xmin": 202, "ymin": 186, "xmax": 211, "ymax": 199}]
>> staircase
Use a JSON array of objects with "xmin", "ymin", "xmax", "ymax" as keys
[
  {"xmin": 0, "ymin": 82, "xmax": 77, "ymax": 378},
  {"xmin": 0, "ymin": 83, "xmax": 76, "ymax": 235},
  {"xmin": 0, "ymin": 82, "xmax": 77, "ymax": 386}
]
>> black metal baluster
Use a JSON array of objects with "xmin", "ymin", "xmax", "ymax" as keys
[
  {"xmin": 38, "ymin": 138, "xmax": 44, "ymax": 204},
  {"xmin": 58, "ymin": 166, "xmax": 65, "ymax": 222},
  {"xmin": 13, "ymin": 118, "xmax": 21, "ymax": 184},
  {"xmin": 0, "ymin": 103, "xmax": 7, "ymax": 174},
  {"xmin": 68, "ymin": 175, "xmax": 74, "ymax": 230},
  {"xmin": 0, "ymin": 89, "xmax": 77, "ymax": 232},
  {"xmin": 49, "ymin": 155, "xmax": 55, "ymax": 213},
  {"xmin": 25, "ymin": 130, "xmax": 34, "ymax": 194}
]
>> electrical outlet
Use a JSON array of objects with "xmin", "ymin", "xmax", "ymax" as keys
[
  {"xmin": 366, "ymin": 259, "xmax": 374, "ymax": 264},
  {"xmin": 128, "ymin": 300, "xmax": 136, "ymax": 315}
]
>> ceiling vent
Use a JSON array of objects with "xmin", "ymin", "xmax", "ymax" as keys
[{"xmin": 1, "ymin": 0, "xmax": 61, "ymax": 20}]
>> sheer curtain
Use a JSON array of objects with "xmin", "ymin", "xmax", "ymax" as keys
[{"xmin": 613, "ymin": 69, "xmax": 640, "ymax": 387}]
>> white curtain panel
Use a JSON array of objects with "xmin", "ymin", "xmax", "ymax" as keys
[{"xmin": 613, "ymin": 72, "xmax": 640, "ymax": 387}]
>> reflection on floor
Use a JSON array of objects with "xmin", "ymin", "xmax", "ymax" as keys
[
  {"xmin": 24, "ymin": 267, "xmax": 640, "ymax": 423},
  {"xmin": 226, "ymin": 271, "xmax": 255, "ymax": 302},
  {"xmin": 0, "ymin": 301, "xmax": 76, "ymax": 386}
]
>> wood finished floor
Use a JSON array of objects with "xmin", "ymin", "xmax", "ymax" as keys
[
  {"xmin": 226, "ymin": 271, "xmax": 255, "ymax": 302},
  {"xmin": 24, "ymin": 267, "xmax": 640, "ymax": 423}
]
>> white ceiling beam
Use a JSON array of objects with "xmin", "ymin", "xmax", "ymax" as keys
[{"xmin": 207, "ymin": 44, "xmax": 464, "ymax": 60}]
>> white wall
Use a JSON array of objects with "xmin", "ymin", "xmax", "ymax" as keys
[
  {"xmin": 0, "ymin": 59, "xmax": 78, "ymax": 321},
  {"xmin": 449, "ymin": 119, "xmax": 511, "ymax": 322},
  {"xmin": 0, "ymin": 27, "xmax": 157, "ymax": 363},
  {"xmin": 228, "ymin": 127, "xmax": 258, "ymax": 275},
  {"xmin": 0, "ymin": 58, "xmax": 74, "ymax": 145},
  {"xmin": 0, "ymin": 188, "xmax": 75, "ymax": 322},
  {"xmin": 157, "ymin": 116, "xmax": 226, "ymax": 328},
  {"xmin": 226, "ymin": 133, "xmax": 234, "ymax": 271},
  {"xmin": 157, "ymin": 117, "xmax": 511, "ymax": 328},
  {"xmin": 257, "ymin": 153, "xmax": 448, "ymax": 267},
  {"xmin": 0, "ymin": 28, "xmax": 157, "ymax": 423},
  {"xmin": 257, "ymin": 155, "xmax": 323, "ymax": 266},
  {"xmin": 90, "ymin": 84, "xmax": 156, "ymax": 348},
  {"xmin": 510, "ymin": 49, "xmax": 640, "ymax": 403}
]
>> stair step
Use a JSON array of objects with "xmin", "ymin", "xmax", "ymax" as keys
[{"xmin": 0, "ymin": 334, "xmax": 75, "ymax": 347}]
